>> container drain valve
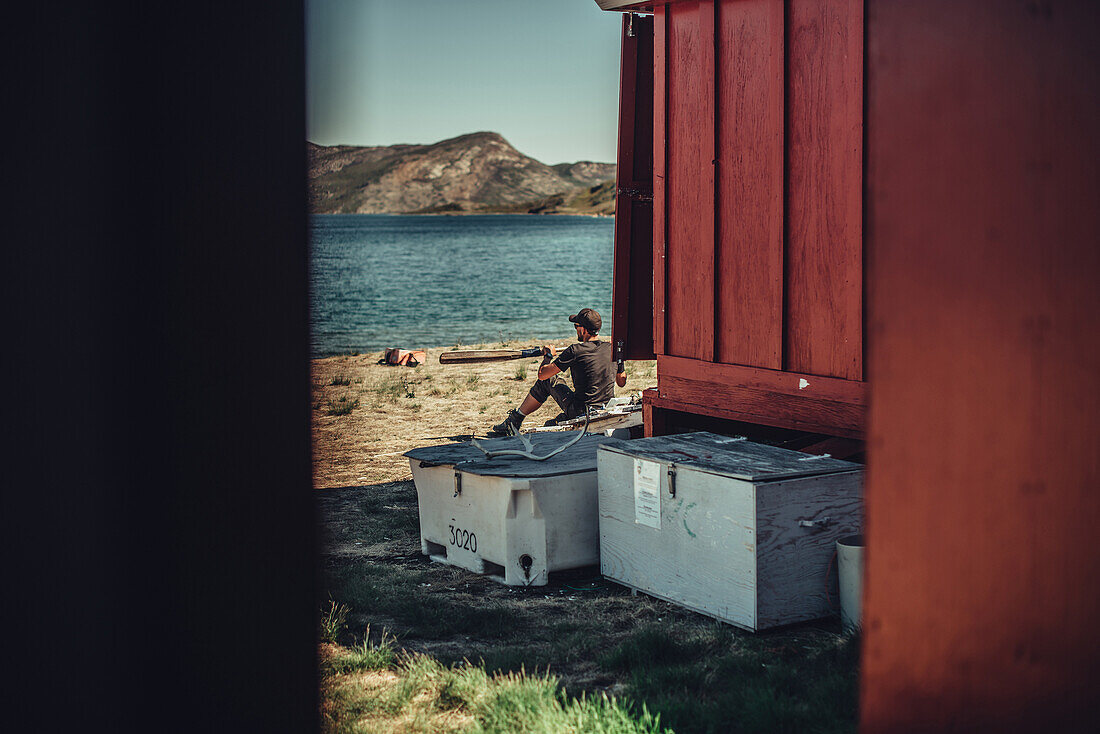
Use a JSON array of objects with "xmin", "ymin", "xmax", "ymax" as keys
[{"xmin": 519, "ymin": 554, "xmax": 533, "ymax": 581}]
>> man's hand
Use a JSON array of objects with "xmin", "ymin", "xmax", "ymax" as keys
[{"xmin": 537, "ymin": 346, "xmax": 562, "ymax": 382}]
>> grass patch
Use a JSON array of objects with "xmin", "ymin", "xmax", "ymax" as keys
[
  {"xmin": 320, "ymin": 599, "xmax": 350, "ymax": 643},
  {"xmin": 376, "ymin": 374, "xmax": 417, "ymax": 401},
  {"xmin": 316, "ymin": 484, "xmax": 420, "ymax": 548},
  {"xmin": 317, "ymin": 479, "xmax": 858, "ymax": 734},
  {"xmin": 513, "ymin": 364, "xmax": 528, "ymax": 381},
  {"xmin": 325, "ymin": 396, "xmax": 360, "ymax": 415},
  {"xmin": 323, "ymin": 561, "xmax": 527, "ymax": 640},
  {"xmin": 330, "ymin": 374, "xmax": 352, "ymax": 386},
  {"xmin": 324, "ymin": 627, "xmax": 398, "ymax": 675},
  {"xmin": 599, "ymin": 625, "xmax": 860, "ymax": 734},
  {"xmin": 321, "ymin": 650, "xmax": 669, "ymax": 734},
  {"xmin": 428, "ymin": 377, "xmax": 462, "ymax": 398}
]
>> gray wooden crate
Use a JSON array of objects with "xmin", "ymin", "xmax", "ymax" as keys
[{"xmin": 597, "ymin": 432, "xmax": 862, "ymax": 631}]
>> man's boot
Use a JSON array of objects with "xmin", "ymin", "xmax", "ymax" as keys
[{"xmin": 489, "ymin": 409, "xmax": 525, "ymax": 436}]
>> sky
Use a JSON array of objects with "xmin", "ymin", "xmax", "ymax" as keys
[{"xmin": 306, "ymin": 0, "xmax": 624, "ymax": 165}]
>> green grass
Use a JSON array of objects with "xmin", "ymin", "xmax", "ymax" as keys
[
  {"xmin": 599, "ymin": 625, "xmax": 860, "ymax": 734},
  {"xmin": 318, "ymin": 480, "xmax": 859, "ymax": 734},
  {"xmin": 323, "ymin": 554, "xmax": 856, "ymax": 731},
  {"xmin": 324, "ymin": 627, "xmax": 398, "ymax": 675},
  {"xmin": 322, "ymin": 649, "xmax": 670, "ymax": 734},
  {"xmin": 320, "ymin": 599, "xmax": 350, "ymax": 643},
  {"xmin": 513, "ymin": 364, "xmax": 528, "ymax": 381},
  {"xmin": 330, "ymin": 374, "xmax": 352, "ymax": 386},
  {"xmin": 326, "ymin": 562, "xmax": 526, "ymax": 640}
]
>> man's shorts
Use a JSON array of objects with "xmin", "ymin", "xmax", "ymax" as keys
[{"xmin": 529, "ymin": 374, "xmax": 583, "ymax": 419}]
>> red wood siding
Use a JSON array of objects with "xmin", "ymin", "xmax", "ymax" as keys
[
  {"xmin": 715, "ymin": 0, "xmax": 785, "ymax": 369},
  {"xmin": 655, "ymin": 355, "xmax": 865, "ymax": 437},
  {"xmin": 863, "ymin": 1, "xmax": 1100, "ymax": 730},
  {"xmin": 639, "ymin": 0, "xmax": 866, "ymax": 436},
  {"xmin": 785, "ymin": 0, "xmax": 863, "ymax": 380}
]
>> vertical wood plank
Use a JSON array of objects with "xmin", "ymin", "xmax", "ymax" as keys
[
  {"xmin": 652, "ymin": 5, "xmax": 668, "ymax": 356},
  {"xmin": 666, "ymin": 0, "xmax": 715, "ymax": 361},
  {"xmin": 785, "ymin": 0, "xmax": 863, "ymax": 380},
  {"xmin": 715, "ymin": 0, "xmax": 785, "ymax": 369}
]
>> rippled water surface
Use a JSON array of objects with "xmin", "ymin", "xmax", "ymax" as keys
[{"xmin": 310, "ymin": 214, "xmax": 614, "ymax": 357}]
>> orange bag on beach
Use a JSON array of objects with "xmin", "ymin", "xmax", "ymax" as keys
[{"xmin": 380, "ymin": 348, "xmax": 426, "ymax": 367}]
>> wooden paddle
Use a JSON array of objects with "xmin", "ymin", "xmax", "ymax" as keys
[{"xmin": 438, "ymin": 347, "xmax": 545, "ymax": 364}]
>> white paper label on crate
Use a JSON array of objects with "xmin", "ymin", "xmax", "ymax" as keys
[{"xmin": 633, "ymin": 458, "xmax": 661, "ymax": 529}]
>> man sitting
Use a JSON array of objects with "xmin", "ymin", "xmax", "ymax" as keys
[{"xmin": 489, "ymin": 307, "xmax": 626, "ymax": 436}]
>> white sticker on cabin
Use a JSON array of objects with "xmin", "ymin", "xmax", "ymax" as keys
[{"xmin": 633, "ymin": 458, "xmax": 661, "ymax": 529}]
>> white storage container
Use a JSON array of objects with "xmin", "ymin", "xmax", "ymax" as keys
[
  {"xmin": 597, "ymin": 432, "xmax": 863, "ymax": 631},
  {"xmin": 406, "ymin": 432, "xmax": 614, "ymax": 586}
]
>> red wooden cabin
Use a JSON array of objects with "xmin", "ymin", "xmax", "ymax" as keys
[{"xmin": 598, "ymin": 1, "xmax": 1100, "ymax": 730}]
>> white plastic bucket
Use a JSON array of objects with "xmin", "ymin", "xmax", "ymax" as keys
[{"xmin": 837, "ymin": 534, "xmax": 864, "ymax": 633}]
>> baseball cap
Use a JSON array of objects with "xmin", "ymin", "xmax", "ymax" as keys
[{"xmin": 569, "ymin": 308, "xmax": 601, "ymax": 333}]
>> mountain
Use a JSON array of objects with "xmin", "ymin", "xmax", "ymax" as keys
[{"xmin": 308, "ymin": 132, "xmax": 616, "ymax": 215}]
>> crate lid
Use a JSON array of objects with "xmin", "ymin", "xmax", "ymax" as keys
[
  {"xmin": 404, "ymin": 431, "xmax": 614, "ymax": 478},
  {"xmin": 598, "ymin": 432, "xmax": 861, "ymax": 481}
]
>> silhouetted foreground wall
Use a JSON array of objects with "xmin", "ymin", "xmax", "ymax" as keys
[{"xmin": 7, "ymin": 4, "xmax": 316, "ymax": 732}]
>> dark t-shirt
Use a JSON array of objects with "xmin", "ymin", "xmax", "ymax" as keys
[{"xmin": 553, "ymin": 340, "xmax": 622, "ymax": 408}]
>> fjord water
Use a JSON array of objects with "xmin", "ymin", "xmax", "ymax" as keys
[{"xmin": 310, "ymin": 214, "xmax": 614, "ymax": 357}]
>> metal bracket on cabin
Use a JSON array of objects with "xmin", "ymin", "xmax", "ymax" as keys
[
  {"xmin": 798, "ymin": 517, "xmax": 832, "ymax": 530},
  {"xmin": 453, "ymin": 469, "xmax": 462, "ymax": 498},
  {"xmin": 667, "ymin": 463, "xmax": 677, "ymax": 498}
]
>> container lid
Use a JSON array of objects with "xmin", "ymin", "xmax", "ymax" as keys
[
  {"xmin": 404, "ymin": 431, "xmax": 614, "ymax": 478},
  {"xmin": 598, "ymin": 431, "xmax": 861, "ymax": 481}
]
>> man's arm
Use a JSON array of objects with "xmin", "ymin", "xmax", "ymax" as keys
[{"xmin": 537, "ymin": 345, "xmax": 561, "ymax": 381}]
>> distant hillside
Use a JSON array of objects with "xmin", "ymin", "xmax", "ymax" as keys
[{"xmin": 308, "ymin": 132, "xmax": 616, "ymax": 215}]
